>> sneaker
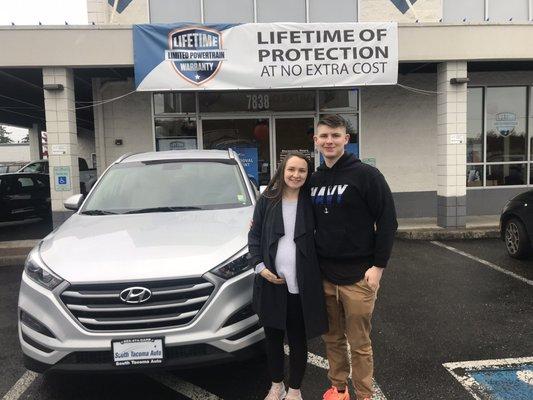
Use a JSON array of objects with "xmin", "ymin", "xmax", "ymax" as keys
[
  {"xmin": 264, "ymin": 383, "xmax": 286, "ymax": 400},
  {"xmin": 323, "ymin": 386, "xmax": 350, "ymax": 400},
  {"xmin": 285, "ymin": 389, "xmax": 303, "ymax": 400}
]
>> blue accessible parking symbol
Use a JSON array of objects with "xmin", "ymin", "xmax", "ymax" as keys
[
  {"xmin": 58, "ymin": 176, "xmax": 67, "ymax": 185},
  {"xmin": 444, "ymin": 357, "xmax": 533, "ymax": 399}
]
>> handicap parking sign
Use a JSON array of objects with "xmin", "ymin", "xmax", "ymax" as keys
[
  {"xmin": 444, "ymin": 357, "xmax": 533, "ymax": 400},
  {"xmin": 53, "ymin": 166, "xmax": 71, "ymax": 192}
]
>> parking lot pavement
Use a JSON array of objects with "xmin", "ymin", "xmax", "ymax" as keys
[
  {"xmin": 1, "ymin": 239, "xmax": 531, "ymax": 400},
  {"xmin": 0, "ymin": 219, "xmax": 52, "ymax": 242},
  {"xmin": 436, "ymin": 238, "xmax": 533, "ymax": 282}
]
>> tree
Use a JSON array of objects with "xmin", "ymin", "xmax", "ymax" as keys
[
  {"xmin": 19, "ymin": 134, "xmax": 29, "ymax": 144},
  {"xmin": 0, "ymin": 126, "xmax": 13, "ymax": 144}
]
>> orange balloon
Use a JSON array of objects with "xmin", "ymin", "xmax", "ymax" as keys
[{"xmin": 253, "ymin": 123, "xmax": 269, "ymax": 142}]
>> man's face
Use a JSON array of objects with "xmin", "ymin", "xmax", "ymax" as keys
[{"xmin": 314, "ymin": 124, "xmax": 349, "ymax": 161}]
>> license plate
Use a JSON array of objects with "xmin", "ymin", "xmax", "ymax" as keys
[{"xmin": 112, "ymin": 337, "xmax": 164, "ymax": 367}]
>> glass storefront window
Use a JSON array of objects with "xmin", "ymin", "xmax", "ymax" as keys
[
  {"xmin": 486, "ymin": 164, "xmax": 526, "ymax": 186},
  {"xmin": 466, "ymin": 165, "xmax": 483, "ymax": 187},
  {"xmin": 155, "ymin": 117, "xmax": 197, "ymax": 151},
  {"xmin": 319, "ymin": 89, "xmax": 358, "ymax": 112},
  {"xmin": 199, "ymin": 90, "xmax": 316, "ymax": 113},
  {"xmin": 275, "ymin": 117, "xmax": 316, "ymax": 167},
  {"xmin": 154, "ymin": 92, "xmax": 196, "ymax": 114},
  {"xmin": 467, "ymin": 88, "xmax": 483, "ymax": 163},
  {"xmin": 202, "ymin": 119, "xmax": 271, "ymax": 186},
  {"xmin": 485, "ymin": 87, "xmax": 527, "ymax": 162}
]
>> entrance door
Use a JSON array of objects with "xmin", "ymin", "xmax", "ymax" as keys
[{"xmin": 273, "ymin": 117, "xmax": 316, "ymax": 169}]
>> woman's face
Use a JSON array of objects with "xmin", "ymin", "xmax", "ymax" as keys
[{"xmin": 283, "ymin": 156, "xmax": 308, "ymax": 191}]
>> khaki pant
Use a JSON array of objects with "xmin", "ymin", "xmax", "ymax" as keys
[{"xmin": 322, "ymin": 279, "xmax": 377, "ymax": 399}]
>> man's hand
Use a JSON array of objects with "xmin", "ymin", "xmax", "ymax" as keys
[
  {"xmin": 364, "ymin": 266, "xmax": 384, "ymax": 291},
  {"xmin": 260, "ymin": 268, "xmax": 286, "ymax": 285}
]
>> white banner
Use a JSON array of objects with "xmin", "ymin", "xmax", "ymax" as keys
[{"xmin": 134, "ymin": 22, "xmax": 398, "ymax": 91}]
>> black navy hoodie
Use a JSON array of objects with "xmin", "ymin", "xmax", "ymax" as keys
[{"xmin": 310, "ymin": 152, "xmax": 398, "ymax": 285}]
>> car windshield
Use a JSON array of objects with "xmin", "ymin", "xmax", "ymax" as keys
[{"xmin": 81, "ymin": 159, "xmax": 252, "ymax": 214}]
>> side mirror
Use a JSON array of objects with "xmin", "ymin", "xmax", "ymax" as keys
[
  {"xmin": 64, "ymin": 194, "xmax": 84, "ymax": 211},
  {"xmin": 259, "ymin": 185, "xmax": 267, "ymax": 194}
]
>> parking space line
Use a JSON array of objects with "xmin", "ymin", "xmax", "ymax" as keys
[
  {"xmin": 147, "ymin": 372, "xmax": 223, "ymax": 400},
  {"xmin": 1, "ymin": 371, "xmax": 38, "ymax": 400},
  {"xmin": 284, "ymin": 345, "xmax": 388, "ymax": 400},
  {"xmin": 443, "ymin": 357, "xmax": 533, "ymax": 400},
  {"xmin": 431, "ymin": 241, "xmax": 533, "ymax": 286}
]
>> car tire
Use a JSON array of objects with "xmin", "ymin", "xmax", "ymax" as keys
[{"xmin": 504, "ymin": 218, "xmax": 532, "ymax": 259}]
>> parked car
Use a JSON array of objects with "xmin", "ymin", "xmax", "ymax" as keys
[
  {"xmin": 0, "ymin": 172, "xmax": 51, "ymax": 222},
  {"xmin": 0, "ymin": 162, "xmax": 27, "ymax": 174},
  {"xmin": 18, "ymin": 158, "xmax": 97, "ymax": 194},
  {"xmin": 500, "ymin": 189, "xmax": 533, "ymax": 259},
  {"xmin": 18, "ymin": 149, "xmax": 263, "ymax": 372}
]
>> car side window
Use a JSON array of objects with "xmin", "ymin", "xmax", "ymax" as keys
[
  {"xmin": 34, "ymin": 176, "xmax": 49, "ymax": 188},
  {"xmin": 10, "ymin": 177, "xmax": 35, "ymax": 194},
  {"xmin": 21, "ymin": 162, "xmax": 40, "ymax": 173}
]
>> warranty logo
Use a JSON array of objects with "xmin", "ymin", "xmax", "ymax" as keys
[{"xmin": 166, "ymin": 27, "xmax": 226, "ymax": 85}]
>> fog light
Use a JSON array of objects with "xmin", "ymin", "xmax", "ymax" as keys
[{"xmin": 20, "ymin": 310, "xmax": 56, "ymax": 338}]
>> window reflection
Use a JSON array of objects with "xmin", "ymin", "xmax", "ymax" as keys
[
  {"xmin": 202, "ymin": 119, "xmax": 271, "ymax": 186},
  {"xmin": 486, "ymin": 164, "xmax": 526, "ymax": 186},
  {"xmin": 155, "ymin": 117, "xmax": 197, "ymax": 151},
  {"xmin": 154, "ymin": 93, "xmax": 196, "ymax": 114},
  {"xmin": 485, "ymin": 87, "xmax": 527, "ymax": 162},
  {"xmin": 467, "ymin": 88, "xmax": 483, "ymax": 163}
]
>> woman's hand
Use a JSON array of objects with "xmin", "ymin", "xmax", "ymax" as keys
[{"xmin": 260, "ymin": 268, "xmax": 286, "ymax": 285}]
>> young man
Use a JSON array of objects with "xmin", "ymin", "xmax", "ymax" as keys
[{"xmin": 310, "ymin": 114, "xmax": 398, "ymax": 400}]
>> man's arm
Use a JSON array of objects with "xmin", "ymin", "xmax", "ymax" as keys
[{"xmin": 366, "ymin": 170, "xmax": 398, "ymax": 275}]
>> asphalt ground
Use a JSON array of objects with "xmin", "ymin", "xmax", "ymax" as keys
[
  {"xmin": 0, "ymin": 238, "xmax": 531, "ymax": 400},
  {"xmin": 0, "ymin": 218, "xmax": 52, "ymax": 242}
]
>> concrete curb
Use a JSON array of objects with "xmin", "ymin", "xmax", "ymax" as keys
[
  {"xmin": 0, "ymin": 240, "xmax": 39, "ymax": 267},
  {"xmin": 396, "ymin": 227, "xmax": 500, "ymax": 240}
]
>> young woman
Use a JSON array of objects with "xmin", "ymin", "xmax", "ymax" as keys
[{"xmin": 248, "ymin": 151, "xmax": 328, "ymax": 400}]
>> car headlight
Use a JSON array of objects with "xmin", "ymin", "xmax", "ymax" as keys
[
  {"xmin": 24, "ymin": 248, "xmax": 63, "ymax": 290},
  {"xmin": 210, "ymin": 250, "xmax": 251, "ymax": 279}
]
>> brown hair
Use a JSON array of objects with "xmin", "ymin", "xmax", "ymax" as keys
[
  {"xmin": 316, "ymin": 114, "xmax": 355, "ymax": 135},
  {"xmin": 262, "ymin": 151, "xmax": 311, "ymax": 203}
]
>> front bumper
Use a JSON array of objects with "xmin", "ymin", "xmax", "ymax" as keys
[{"xmin": 18, "ymin": 270, "xmax": 264, "ymax": 372}]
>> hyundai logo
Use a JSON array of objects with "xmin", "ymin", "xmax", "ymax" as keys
[{"xmin": 119, "ymin": 287, "xmax": 152, "ymax": 304}]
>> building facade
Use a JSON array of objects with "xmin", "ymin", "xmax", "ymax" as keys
[{"xmin": 2, "ymin": 0, "xmax": 533, "ymax": 226}]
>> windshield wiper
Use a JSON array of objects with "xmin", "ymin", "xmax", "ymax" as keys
[
  {"xmin": 80, "ymin": 210, "xmax": 119, "ymax": 215},
  {"xmin": 123, "ymin": 206, "xmax": 202, "ymax": 214}
]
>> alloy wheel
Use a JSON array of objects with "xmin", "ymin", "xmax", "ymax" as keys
[{"xmin": 505, "ymin": 222, "xmax": 520, "ymax": 255}]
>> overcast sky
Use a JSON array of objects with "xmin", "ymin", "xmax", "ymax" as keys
[
  {"xmin": 0, "ymin": 0, "xmax": 87, "ymax": 141},
  {"xmin": 0, "ymin": 0, "xmax": 87, "ymax": 26}
]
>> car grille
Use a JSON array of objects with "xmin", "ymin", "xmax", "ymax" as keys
[{"xmin": 59, "ymin": 277, "xmax": 215, "ymax": 331}]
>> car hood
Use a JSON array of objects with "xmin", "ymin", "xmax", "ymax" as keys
[{"xmin": 39, "ymin": 207, "xmax": 253, "ymax": 283}]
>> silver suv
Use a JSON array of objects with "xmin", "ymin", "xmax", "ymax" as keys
[{"xmin": 18, "ymin": 150, "xmax": 263, "ymax": 372}]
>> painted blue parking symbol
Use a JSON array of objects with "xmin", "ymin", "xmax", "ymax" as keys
[
  {"xmin": 470, "ymin": 367, "xmax": 533, "ymax": 399},
  {"xmin": 444, "ymin": 358, "xmax": 533, "ymax": 400},
  {"xmin": 58, "ymin": 176, "xmax": 67, "ymax": 185}
]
